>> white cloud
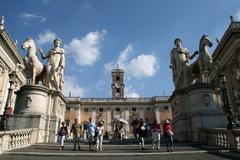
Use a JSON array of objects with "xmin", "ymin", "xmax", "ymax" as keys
[
  {"xmin": 18, "ymin": 13, "xmax": 46, "ymax": 24},
  {"xmin": 125, "ymin": 86, "xmax": 140, "ymax": 98},
  {"xmin": 126, "ymin": 54, "xmax": 158, "ymax": 78},
  {"xmin": 104, "ymin": 44, "xmax": 159, "ymax": 78},
  {"xmin": 117, "ymin": 43, "xmax": 133, "ymax": 66},
  {"xmin": 36, "ymin": 30, "xmax": 56, "ymax": 46},
  {"xmin": 62, "ymin": 76, "xmax": 85, "ymax": 97},
  {"xmin": 64, "ymin": 30, "xmax": 106, "ymax": 66},
  {"xmin": 104, "ymin": 43, "xmax": 133, "ymax": 73}
]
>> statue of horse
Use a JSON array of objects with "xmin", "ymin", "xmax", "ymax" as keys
[
  {"xmin": 22, "ymin": 37, "xmax": 46, "ymax": 85},
  {"xmin": 190, "ymin": 34, "xmax": 213, "ymax": 83}
]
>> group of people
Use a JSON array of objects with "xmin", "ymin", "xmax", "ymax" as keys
[
  {"xmin": 133, "ymin": 118, "xmax": 174, "ymax": 152},
  {"xmin": 57, "ymin": 117, "xmax": 173, "ymax": 152},
  {"xmin": 57, "ymin": 117, "xmax": 104, "ymax": 152}
]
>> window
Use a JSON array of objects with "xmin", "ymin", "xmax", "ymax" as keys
[
  {"xmin": 116, "ymin": 75, "xmax": 120, "ymax": 81},
  {"xmin": 66, "ymin": 106, "xmax": 70, "ymax": 111},
  {"xmin": 99, "ymin": 108, "xmax": 104, "ymax": 112},
  {"xmin": 164, "ymin": 106, "xmax": 169, "ymax": 111},
  {"xmin": 132, "ymin": 107, "xmax": 136, "ymax": 112},
  {"xmin": 84, "ymin": 108, "xmax": 89, "ymax": 112},
  {"xmin": 116, "ymin": 108, "xmax": 120, "ymax": 112},
  {"xmin": 146, "ymin": 107, "xmax": 151, "ymax": 112},
  {"xmin": 116, "ymin": 88, "xmax": 120, "ymax": 93}
]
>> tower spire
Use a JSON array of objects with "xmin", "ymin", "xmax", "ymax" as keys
[
  {"xmin": 0, "ymin": 16, "xmax": 5, "ymax": 30},
  {"xmin": 111, "ymin": 66, "xmax": 125, "ymax": 99}
]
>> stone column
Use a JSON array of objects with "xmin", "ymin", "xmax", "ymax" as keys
[
  {"xmin": 155, "ymin": 106, "xmax": 160, "ymax": 123},
  {"xmin": 139, "ymin": 107, "xmax": 144, "ymax": 120},
  {"xmin": 124, "ymin": 107, "xmax": 129, "ymax": 132},
  {"xmin": 75, "ymin": 105, "xmax": 80, "ymax": 121},
  {"xmin": 91, "ymin": 108, "xmax": 96, "ymax": 122},
  {"xmin": 106, "ymin": 108, "xmax": 112, "ymax": 132}
]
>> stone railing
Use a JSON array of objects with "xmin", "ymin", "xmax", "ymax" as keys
[
  {"xmin": 67, "ymin": 96, "xmax": 169, "ymax": 102},
  {"xmin": 199, "ymin": 128, "xmax": 240, "ymax": 151},
  {"xmin": 0, "ymin": 128, "xmax": 38, "ymax": 154}
]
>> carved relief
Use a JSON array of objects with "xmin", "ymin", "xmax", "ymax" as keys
[
  {"xmin": 56, "ymin": 99, "xmax": 65, "ymax": 117},
  {"xmin": 0, "ymin": 63, "xmax": 5, "ymax": 76},
  {"xmin": 25, "ymin": 96, "xmax": 32, "ymax": 108},
  {"xmin": 171, "ymin": 97, "xmax": 180, "ymax": 114},
  {"xmin": 226, "ymin": 54, "xmax": 240, "ymax": 111},
  {"xmin": 202, "ymin": 94, "xmax": 211, "ymax": 107}
]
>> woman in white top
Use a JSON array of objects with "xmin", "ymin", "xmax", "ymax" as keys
[{"xmin": 95, "ymin": 122, "xmax": 104, "ymax": 151}]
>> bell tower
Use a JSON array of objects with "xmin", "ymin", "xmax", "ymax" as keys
[{"xmin": 111, "ymin": 64, "xmax": 124, "ymax": 99}]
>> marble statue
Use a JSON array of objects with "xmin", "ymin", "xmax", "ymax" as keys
[
  {"xmin": 170, "ymin": 38, "xmax": 196, "ymax": 90},
  {"xmin": 39, "ymin": 38, "xmax": 65, "ymax": 91},
  {"xmin": 22, "ymin": 37, "xmax": 46, "ymax": 85},
  {"xmin": 190, "ymin": 34, "xmax": 213, "ymax": 83}
]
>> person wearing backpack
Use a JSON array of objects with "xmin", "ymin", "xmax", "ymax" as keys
[{"xmin": 137, "ymin": 119, "xmax": 147, "ymax": 150}]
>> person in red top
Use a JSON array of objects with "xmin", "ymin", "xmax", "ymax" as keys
[
  {"xmin": 151, "ymin": 120, "xmax": 161, "ymax": 150},
  {"xmin": 163, "ymin": 119, "xmax": 173, "ymax": 152}
]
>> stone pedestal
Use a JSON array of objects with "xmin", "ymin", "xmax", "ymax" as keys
[
  {"xmin": 170, "ymin": 83, "xmax": 227, "ymax": 142},
  {"xmin": 9, "ymin": 85, "xmax": 67, "ymax": 143}
]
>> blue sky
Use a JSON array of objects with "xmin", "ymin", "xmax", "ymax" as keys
[{"xmin": 1, "ymin": 0, "xmax": 240, "ymax": 98}]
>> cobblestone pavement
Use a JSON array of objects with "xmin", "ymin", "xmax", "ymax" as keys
[{"xmin": 0, "ymin": 141, "xmax": 239, "ymax": 160}]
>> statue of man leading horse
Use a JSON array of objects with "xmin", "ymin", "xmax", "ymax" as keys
[
  {"xmin": 22, "ymin": 37, "xmax": 65, "ymax": 91},
  {"xmin": 170, "ymin": 34, "xmax": 213, "ymax": 90}
]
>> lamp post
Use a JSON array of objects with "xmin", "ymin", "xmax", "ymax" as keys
[
  {"xmin": 0, "ymin": 71, "xmax": 17, "ymax": 130},
  {"xmin": 218, "ymin": 72, "xmax": 233, "ymax": 130}
]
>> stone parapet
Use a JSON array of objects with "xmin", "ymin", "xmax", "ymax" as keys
[{"xmin": 0, "ymin": 128, "xmax": 38, "ymax": 155}]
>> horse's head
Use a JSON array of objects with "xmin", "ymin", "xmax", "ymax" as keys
[
  {"xmin": 22, "ymin": 37, "xmax": 35, "ymax": 50},
  {"xmin": 200, "ymin": 34, "xmax": 213, "ymax": 48}
]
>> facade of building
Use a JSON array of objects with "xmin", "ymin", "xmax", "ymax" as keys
[
  {"xmin": 65, "ymin": 66, "xmax": 172, "ymax": 135},
  {"xmin": 209, "ymin": 20, "xmax": 240, "ymax": 121},
  {"xmin": 0, "ymin": 17, "xmax": 26, "ymax": 115}
]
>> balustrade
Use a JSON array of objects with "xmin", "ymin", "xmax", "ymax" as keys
[
  {"xmin": 199, "ymin": 128, "xmax": 240, "ymax": 151},
  {"xmin": 0, "ymin": 128, "xmax": 38, "ymax": 154}
]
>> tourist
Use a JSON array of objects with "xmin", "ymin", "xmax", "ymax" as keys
[
  {"xmin": 131, "ymin": 119, "xmax": 139, "ymax": 140},
  {"xmin": 151, "ymin": 119, "xmax": 161, "ymax": 150},
  {"xmin": 137, "ymin": 119, "xmax": 147, "ymax": 150},
  {"xmin": 58, "ymin": 121, "xmax": 68, "ymax": 151},
  {"xmin": 145, "ymin": 118, "xmax": 152, "ymax": 139},
  {"xmin": 87, "ymin": 117, "xmax": 96, "ymax": 151},
  {"xmin": 118, "ymin": 122, "xmax": 125, "ymax": 144},
  {"xmin": 95, "ymin": 122, "xmax": 104, "ymax": 152},
  {"xmin": 163, "ymin": 119, "xmax": 173, "ymax": 152},
  {"xmin": 70, "ymin": 118, "xmax": 82, "ymax": 151}
]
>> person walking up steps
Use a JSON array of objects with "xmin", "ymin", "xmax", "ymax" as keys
[{"xmin": 71, "ymin": 118, "xmax": 82, "ymax": 151}]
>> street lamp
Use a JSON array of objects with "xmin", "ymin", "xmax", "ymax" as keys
[
  {"xmin": 218, "ymin": 71, "xmax": 233, "ymax": 130},
  {"xmin": 0, "ymin": 71, "xmax": 17, "ymax": 130}
]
